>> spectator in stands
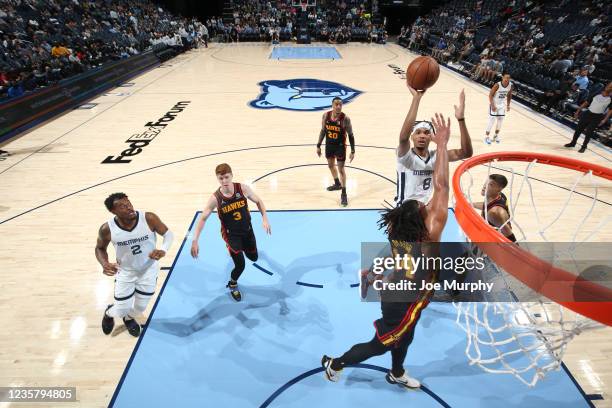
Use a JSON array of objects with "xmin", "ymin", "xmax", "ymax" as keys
[
  {"xmin": 550, "ymin": 52, "xmax": 574, "ymax": 74},
  {"xmin": 456, "ymin": 40, "xmax": 474, "ymax": 64},
  {"xmin": 537, "ymin": 75, "xmax": 574, "ymax": 113},
  {"xmin": 573, "ymin": 68, "xmax": 590, "ymax": 91},
  {"xmin": 565, "ymin": 83, "xmax": 612, "ymax": 152},
  {"xmin": 431, "ymin": 37, "xmax": 447, "ymax": 61}
]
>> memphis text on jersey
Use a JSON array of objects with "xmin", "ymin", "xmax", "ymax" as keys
[
  {"xmin": 413, "ymin": 170, "xmax": 433, "ymax": 176},
  {"xmin": 116, "ymin": 235, "xmax": 150, "ymax": 246},
  {"xmin": 102, "ymin": 101, "xmax": 191, "ymax": 164}
]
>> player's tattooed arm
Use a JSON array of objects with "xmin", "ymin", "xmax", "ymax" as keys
[
  {"xmin": 190, "ymin": 195, "xmax": 217, "ymax": 259},
  {"xmin": 345, "ymin": 116, "xmax": 355, "ymax": 162},
  {"xmin": 96, "ymin": 223, "xmax": 118, "ymax": 276},
  {"xmin": 316, "ymin": 113, "xmax": 326, "ymax": 157},
  {"xmin": 145, "ymin": 212, "xmax": 172, "ymax": 260},
  {"xmin": 242, "ymin": 184, "xmax": 271, "ymax": 235},
  {"xmin": 448, "ymin": 89, "xmax": 473, "ymax": 161},
  {"xmin": 399, "ymin": 85, "xmax": 424, "ymax": 157}
]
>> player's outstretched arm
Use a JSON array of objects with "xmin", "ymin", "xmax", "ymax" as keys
[
  {"xmin": 243, "ymin": 184, "xmax": 271, "ymax": 235},
  {"xmin": 448, "ymin": 89, "xmax": 473, "ymax": 161},
  {"xmin": 426, "ymin": 113, "xmax": 450, "ymax": 241},
  {"xmin": 316, "ymin": 113, "xmax": 326, "ymax": 157},
  {"xmin": 95, "ymin": 223, "xmax": 118, "ymax": 276},
  {"xmin": 190, "ymin": 195, "xmax": 217, "ymax": 259},
  {"xmin": 398, "ymin": 85, "xmax": 424, "ymax": 157},
  {"xmin": 145, "ymin": 212, "xmax": 173, "ymax": 261}
]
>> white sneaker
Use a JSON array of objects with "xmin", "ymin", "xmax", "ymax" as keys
[
  {"xmin": 321, "ymin": 355, "xmax": 342, "ymax": 382},
  {"xmin": 493, "ymin": 134, "xmax": 500, "ymax": 143},
  {"xmin": 484, "ymin": 136, "xmax": 492, "ymax": 145},
  {"xmin": 386, "ymin": 370, "xmax": 421, "ymax": 388}
]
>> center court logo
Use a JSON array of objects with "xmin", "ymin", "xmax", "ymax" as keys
[{"xmin": 249, "ymin": 79, "xmax": 362, "ymax": 111}]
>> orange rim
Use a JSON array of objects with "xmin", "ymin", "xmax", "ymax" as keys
[{"xmin": 452, "ymin": 152, "xmax": 612, "ymax": 326}]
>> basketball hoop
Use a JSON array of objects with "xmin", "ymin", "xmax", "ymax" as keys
[{"xmin": 452, "ymin": 151, "xmax": 612, "ymax": 386}]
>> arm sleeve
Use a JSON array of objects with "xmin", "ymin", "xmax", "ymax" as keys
[{"xmin": 161, "ymin": 230, "xmax": 174, "ymax": 252}]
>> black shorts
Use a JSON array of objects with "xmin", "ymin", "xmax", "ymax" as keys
[
  {"xmin": 224, "ymin": 228, "xmax": 257, "ymax": 255},
  {"xmin": 325, "ymin": 144, "xmax": 346, "ymax": 161},
  {"xmin": 374, "ymin": 295, "xmax": 432, "ymax": 346}
]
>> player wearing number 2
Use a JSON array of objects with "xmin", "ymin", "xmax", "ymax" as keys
[
  {"xmin": 190, "ymin": 163, "xmax": 271, "ymax": 302},
  {"xmin": 395, "ymin": 86, "xmax": 473, "ymax": 205},
  {"xmin": 96, "ymin": 193, "xmax": 174, "ymax": 337}
]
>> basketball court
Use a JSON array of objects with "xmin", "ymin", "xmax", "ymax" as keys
[{"xmin": 0, "ymin": 43, "xmax": 610, "ymax": 407}]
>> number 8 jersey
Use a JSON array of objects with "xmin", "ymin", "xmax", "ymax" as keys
[
  {"xmin": 215, "ymin": 183, "xmax": 252, "ymax": 234},
  {"xmin": 395, "ymin": 148, "xmax": 437, "ymax": 205},
  {"xmin": 108, "ymin": 211, "xmax": 157, "ymax": 272}
]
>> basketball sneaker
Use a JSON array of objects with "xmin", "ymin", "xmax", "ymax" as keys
[
  {"xmin": 493, "ymin": 134, "xmax": 500, "ymax": 143},
  {"xmin": 327, "ymin": 182, "xmax": 341, "ymax": 191},
  {"xmin": 321, "ymin": 355, "xmax": 342, "ymax": 382},
  {"xmin": 227, "ymin": 280, "xmax": 242, "ymax": 302},
  {"xmin": 386, "ymin": 370, "xmax": 421, "ymax": 389},
  {"xmin": 123, "ymin": 316, "xmax": 141, "ymax": 337},
  {"xmin": 484, "ymin": 136, "xmax": 492, "ymax": 145},
  {"xmin": 102, "ymin": 304, "xmax": 114, "ymax": 335},
  {"xmin": 340, "ymin": 192, "xmax": 348, "ymax": 207}
]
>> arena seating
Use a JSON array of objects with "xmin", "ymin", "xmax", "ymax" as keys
[
  {"xmin": 0, "ymin": 0, "xmax": 207, "ymax": 101},
  {"xmin": 398, "ymin": 0, "xmax": 611, "ymax": 145}
]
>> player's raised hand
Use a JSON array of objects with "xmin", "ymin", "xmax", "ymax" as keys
[
  {"xmin": 408, "ymin": 84, "xmax": 425, "ymax": 98},
  {"xmin": 454, "ymin": 89, "xmax": 465, "ymax": 119},
  {"xmin": 102, "ymin": 262, "xmax": 119, "ymax": 276},
  {"xmin": 190, "ymin": 241, "xmax": 199, "ymax": 259},
  {"xmin": 149, "ymin": 249, "xmax": 166, "ymax": 260},
  {"xmin": 431, "ymin": 113, "xmax": 451, "ymax": 146}
]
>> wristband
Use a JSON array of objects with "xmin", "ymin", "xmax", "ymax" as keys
[
  {"xmin": 457, "ymin": 118, "xmax": 465, "ymax": 122},
  {"xmin": 317, "ymin": 143, "xmax": 322, "ymax": 148}
]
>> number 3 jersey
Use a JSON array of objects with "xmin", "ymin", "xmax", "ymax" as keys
[
  {"xmin": 395, "ymin": 148, "xmax": 437, "ymax": 205},
  {"xmin": 215, "ymin": 183, "xmax": 252, "ymax": 234},
  {"xmin": 108, "ymin": 211, "xmax": 157, "ymax": 272}
]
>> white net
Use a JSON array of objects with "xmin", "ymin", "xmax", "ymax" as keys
[{"xmin": 453, "ymin": 157, "xmax": 610, "ymax": 387}]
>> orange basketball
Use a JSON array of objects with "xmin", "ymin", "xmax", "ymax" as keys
[{"xmin": 406, "ymin": 56, "xmax": 440, "ymax": 91}]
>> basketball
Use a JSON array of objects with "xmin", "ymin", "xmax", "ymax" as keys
[{"xmin": 406, "ymin": 56, "xmax": 440, "ymax": 91}]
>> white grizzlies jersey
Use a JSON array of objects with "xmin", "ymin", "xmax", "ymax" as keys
[
  {"xmin": 493, "ymin": 81, "xmax": 512, "ymax": 107},
  {"xmin": 108, "ymin": 211, "xmax": 157, "ymax": 272},
  {"xmin": 395, "ymin": 148, "xmax": 437, "ymax": 204}
]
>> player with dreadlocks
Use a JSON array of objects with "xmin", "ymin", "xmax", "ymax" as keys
[{"xmin": 321, "ymin": 112, "xmax": 451, "ymax": 389}]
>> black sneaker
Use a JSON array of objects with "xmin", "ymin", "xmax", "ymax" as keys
[
  {"xmin": 0, "ymin": 150, "xmax": 9, "ymax": 157},
  {"xmin": 564, "ymin": 142, "xmax": 576, "ymax": 148},
  {"xmin": 123, "ymin": 317, "xmax": 141, "ymax": 337},
  {"xmin": 340, "ymin": 193, "xmax": 348, "ymax": 207},
  {"xmin": 227, "ymin": 281, "xmax": 242, "ymax": 302},
  {"xmin": 578, "ymin": 146, "xmax": 586, "ymax": 153},
  {"xmin": 327, "ymin": 183, "xmax": 342, "ymax": 191},
  {"xmin": 102, "ymin": 304, "xmax": 114, "ymax": 335}
]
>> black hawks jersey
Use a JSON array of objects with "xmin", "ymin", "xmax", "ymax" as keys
[
  {"xmin": 215, "ymin": 183, "xmax": 252, "ymax": 234},
  {"xmin": 324, "ymin": 111, "xmax": 346, "ymax": 146}
]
